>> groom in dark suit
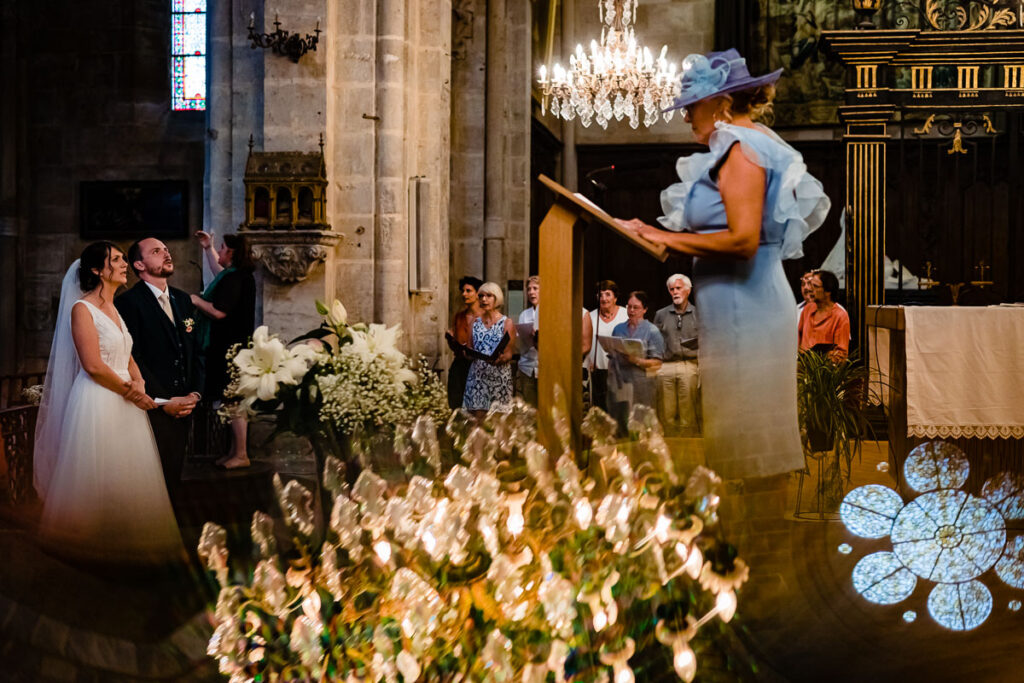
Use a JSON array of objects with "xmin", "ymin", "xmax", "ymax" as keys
[{"xmin": 116, "ymin": 237, "xmax": 204, "ymax": 496}]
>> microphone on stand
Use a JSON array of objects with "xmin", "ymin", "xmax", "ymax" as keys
[{"xmin": 585, "ymin": 165, "xmax": 616, "ymax": 192}]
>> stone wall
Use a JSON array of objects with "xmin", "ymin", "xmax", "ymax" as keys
[
  {"xmin": 1, "ymin": 0, "xmax": 206, "ymax": 373},
  {"xmin": 448, "ymin": 0, "xmax": 532, "ymax": 320},
  {"xmin": 209, "ymin": 0, "xmax": 452, "ymax": 356}
]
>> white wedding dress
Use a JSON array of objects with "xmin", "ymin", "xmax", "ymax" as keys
[{"xmin": 37, "ymin": 299, "xmax": 182, "ymax": 561}]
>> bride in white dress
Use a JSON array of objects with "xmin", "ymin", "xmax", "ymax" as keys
[{"xmin": 34, "ymin": 241, "xmax": 183, "ymax": 562}]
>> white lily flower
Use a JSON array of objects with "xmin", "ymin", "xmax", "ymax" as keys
[
  {"xmin": 234, "ymin": 326, "xmax": 316, "ymax": 404},
  {"xmin": 326, "ymin": 299, "xmax": 348, "ymax": 327},
  {"xmin": 343, "ymin": 322, "xmax": 408, "ymax": 370}
]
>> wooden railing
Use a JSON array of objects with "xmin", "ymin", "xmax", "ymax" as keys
[
  {"xmin": 0, "ymin": 405, "xmax": 38, "ymax": 503},
  {"xmin": 0, "ymin": 372, "xmax": 45, "ymax": 410}
]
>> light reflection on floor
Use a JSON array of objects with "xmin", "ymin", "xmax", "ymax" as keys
[{"xmin": 840, "ymin": 441, "xmax": 1023, "ymax": 632}]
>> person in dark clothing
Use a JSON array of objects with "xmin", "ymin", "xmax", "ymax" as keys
[
  {"xmin": 447, "ymin": 275, "xmax": 482, "ymax": 409},
  {"xmin": 193, "ymin": 231, "xmax": 257, "ymax": 468},
  {"xmin": 115, "ymin": 238, "xmax": 204, "ymax": 496}
]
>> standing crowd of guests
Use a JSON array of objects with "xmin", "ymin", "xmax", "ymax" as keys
[
  {"xmin": 447, "ymin": 274, "xmax": 702, "ymax": 436},
  {"xmin": 446, "ymin": 266, "xmax": 851, "ymax": 436}
]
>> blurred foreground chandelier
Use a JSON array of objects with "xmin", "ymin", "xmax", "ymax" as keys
[{"xmin": 538, "ymin": 0, "xmax": 681, "ymax": 129}]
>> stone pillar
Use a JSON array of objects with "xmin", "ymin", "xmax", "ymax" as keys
[
  {"xmin": 505, "ymin": 0, "xmax": 531, "ymax": 283},
  {"xmin": 207, "ymin": 0, "xmax": 450, "ymax": 355},
  {"xmin": 449, "ymin": 0, "xmax": 487, "ymax": 313},
  {"xmin": 326, "ymin": 0, "xmax": 377, "ymax": 325},
  {"xmin": 483, "ymin": 0, "xmax": 507, "ymax": 283},
  {"xmin": 262, "ymin": 1, "xmax": 327, "ymax": 151},
  {"xmin": 406, "ymin": 1, "xmax": 453, "ymax": 354},
  {"xmin": 449, "ymin": 0, "xmax": 530, "ymax": 301},
  {"xmin": 373, "ymin": 0, "xmax": 409, "ymax": 329},
  {"xmin": 206, "ymin": 0, "xmax": 263, "ymax": 280}
]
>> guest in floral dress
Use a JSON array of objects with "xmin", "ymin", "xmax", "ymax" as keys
[{"xmin": 462, "ymin": 282, "xmax": 516, "ymax": 416}]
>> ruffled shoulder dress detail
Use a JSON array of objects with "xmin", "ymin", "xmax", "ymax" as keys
[{"xmin": 658, "ymin": 122, "xmax": 830, "ymax": 259}]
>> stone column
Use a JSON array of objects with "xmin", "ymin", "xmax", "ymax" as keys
[
  {"xmin": 449, "ymin": 0, "xmax": 487, "ymax": 313},
  {"xmin": 483, "ymin": 0, "xmax": 507, "ymax": 283},
  {"xmin": 326, "ymin": 0, "xmax": 377, "ymax": 325},
  {"xmin": 373, "ymin": 0, "xmax": 409, "ymax": 329},
  {"xmin": 406, "ymin": 0, "xmax": 453, "ymax": 354}
]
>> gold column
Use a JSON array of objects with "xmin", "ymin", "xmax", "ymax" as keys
[{"xmin": 840, "ymin": 106, "xmax": 894, "ymax": 359}]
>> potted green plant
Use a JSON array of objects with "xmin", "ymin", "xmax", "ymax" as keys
[{"xmin": 796, "ymin": 350, "xmax": 874, "ymax": 513}]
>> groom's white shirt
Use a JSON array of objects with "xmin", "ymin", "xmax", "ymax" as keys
[{"xmin": 143, "ymin": 279, "xmax": 169, "ymax": 300}]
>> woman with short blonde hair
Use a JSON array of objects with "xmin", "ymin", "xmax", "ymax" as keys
[{"xmin": 462, "ymin": 281, "xmax": 516, "ymax": 415}]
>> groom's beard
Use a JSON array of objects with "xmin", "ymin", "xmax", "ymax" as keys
[{"xmin": 146, "ymin": 262, "xmax": 174, "ymax": 278}]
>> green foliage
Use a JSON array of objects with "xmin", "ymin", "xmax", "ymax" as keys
[{"xmin": 796, "ymin": 350, "xmax": 875, "ymax": 508}]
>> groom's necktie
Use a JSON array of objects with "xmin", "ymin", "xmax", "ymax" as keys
[{"xmin": 158, "ymin": 291, "xmax": 175, "ymax": 324}]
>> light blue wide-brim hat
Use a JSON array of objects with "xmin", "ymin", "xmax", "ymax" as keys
[{"xmin": 663, "ymin": 48, "xmax": 784, "ymax": 112}]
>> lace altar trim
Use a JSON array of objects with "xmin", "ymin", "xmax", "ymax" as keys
[{"xmin": 908, "ymin": 424, "xmax": 1024, "ymax": 439}]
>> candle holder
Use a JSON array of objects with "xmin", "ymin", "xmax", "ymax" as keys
[{"xmin": 248, "ymin": 12, "xmax": 321, "ymax": 63}]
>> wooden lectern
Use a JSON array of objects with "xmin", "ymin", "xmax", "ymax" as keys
[{"xmin": 535, "ymin": 174, "xmax": 668, "ymax": 454}]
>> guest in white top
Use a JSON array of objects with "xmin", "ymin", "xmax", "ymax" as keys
[
  {"xmin": 516, "ymin": 275, "xmax": 592, "ymax": 406},
  {"xmin": 585, "ymin": 279, "xmax": 628, "ymax": 412}
]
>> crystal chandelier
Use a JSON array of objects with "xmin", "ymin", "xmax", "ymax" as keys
[{"xmin": 537, "ymin": 0, "xmax": 681, "ymax": 129}]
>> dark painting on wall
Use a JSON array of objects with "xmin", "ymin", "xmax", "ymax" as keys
[
  {"xmin": 750, "ymin": 0, "xmax": 858, "ymax": 127},
  {"xmin": 80, "ymin": 180, "xmax": 189, "ymax": 240}
]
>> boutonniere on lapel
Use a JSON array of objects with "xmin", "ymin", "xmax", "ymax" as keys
[{"xmin": 183, "ymin": 318, "xmax": 195, "ymax": 333}]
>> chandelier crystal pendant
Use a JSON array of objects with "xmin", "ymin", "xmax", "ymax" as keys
[{"xmin": 538, "ymin": 0, "xmax": 681, "ymax": 129}]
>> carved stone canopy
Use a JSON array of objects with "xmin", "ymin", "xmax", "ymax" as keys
[
  {"xmin": 245, "ymin": 229, "xmax": 341, "ymax": 282},
  {"xmin": 242, "ymin": 149, "xmax": 329, "ymax": 231}
]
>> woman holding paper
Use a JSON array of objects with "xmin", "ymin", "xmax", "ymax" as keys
[
  {"xmin": 463, "ymin": 281, "xmax": 516, "ymax": 416},
  {"xmin": 616, "ymin": 49, "xmax": 830, "ymax": 478},
  {"xmin": 607, "ymin": 291, "xmax": 664, "ymax": 433}
]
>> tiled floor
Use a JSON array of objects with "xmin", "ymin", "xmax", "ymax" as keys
[
  {"xmin": 2, "ymin": 440, "xmax": 1021, "ymax": 682},
  {"xmin": 743, "ymin": 441, "xmax": 1023, "ymax": 682}
]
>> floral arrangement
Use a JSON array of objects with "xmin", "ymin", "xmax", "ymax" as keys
[
  {"xmin": 224, "ymin": 299, "xmax": 448, "ymax": 443},
  {"xmin": 21, "ymin": 384, "xmax": 44, "ymax": 406},
  {"xmin": 199, "ymin": 402, "xmax": 749, "ymax": 683}
]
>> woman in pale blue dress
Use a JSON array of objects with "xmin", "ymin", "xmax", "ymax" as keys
[{"xmin": 618, "ymin": 49, "xmax": 830, "ymax": 479}]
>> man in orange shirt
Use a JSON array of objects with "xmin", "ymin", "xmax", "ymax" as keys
[{"xmin": 798, "ymin": 270, "xmax": 850, "ymax": 361}]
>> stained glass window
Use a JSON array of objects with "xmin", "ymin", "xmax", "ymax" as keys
[{"xmin": 172, "ymin": 0, "xmax": 207, "ymax": 110}]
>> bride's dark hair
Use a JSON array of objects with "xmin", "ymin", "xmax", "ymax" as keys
[{"xmin": 78, "ymin": 241, "xmax": 121, "ymax": 292}]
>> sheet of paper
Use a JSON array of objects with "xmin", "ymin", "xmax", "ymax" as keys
[{"xmin": 597, "ymin": 335, "xmax": 645, "ymax": 359}]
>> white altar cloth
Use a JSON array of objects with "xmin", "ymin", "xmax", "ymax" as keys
[{"xmin": 871, "ymin": 306, "xmax": 1024, "ymax": 439}]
